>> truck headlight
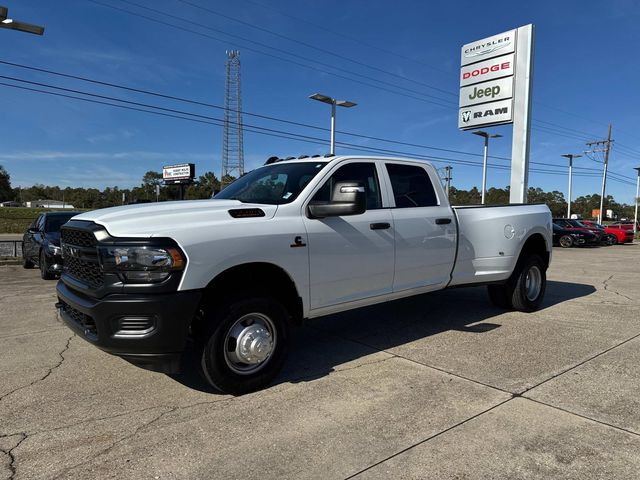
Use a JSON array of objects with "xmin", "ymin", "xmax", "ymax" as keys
[
  {"xmin": 47, "ymin": 244, "xmax": 62, "ymax": 256},
  {"xmin": 98, "ymin": 246, "xmax": 185, "ymax": 283}
]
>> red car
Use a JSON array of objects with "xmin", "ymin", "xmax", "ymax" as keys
[
  {"xmin": 581, "ymin": 220, "xmax": 635, "ymax": 244},
  {"xmin": 610, "ymin": 221, "xmax": 639, "ymax": 231},
  {"xmin": 553, "ymin": 219, "xmax": 606, "ymax": 244}
]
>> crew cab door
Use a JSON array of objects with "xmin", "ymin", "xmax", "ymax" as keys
[
  {"xmin": 383, "ymin": 162, "xmax": 457, "ymax": 291},
  {"xmin": 302, "ymin": 160, "xmax": 394, "ymax": 310}
]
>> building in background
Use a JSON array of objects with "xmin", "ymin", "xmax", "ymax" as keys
[{"xmin": 25, "ymin": 200, "xmax": 75, "ymax": 209}]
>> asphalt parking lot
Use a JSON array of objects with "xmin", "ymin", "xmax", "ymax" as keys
[{"xmin": 1, "ymin": 244, "xmax": 639, "ymax": 479}]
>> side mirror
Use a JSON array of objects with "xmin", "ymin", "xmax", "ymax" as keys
[
  {"xmin": 308, "ymin": 181, "xmax": 367, "ymax": 219},
  {"xmin": 27, "ymin": 227, "xmax": 38, "ymax": 234}
]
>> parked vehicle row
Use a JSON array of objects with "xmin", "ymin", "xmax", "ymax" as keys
[{"xmin": 552, "ymin": 218, "xmax": 635, "ymax": 248}]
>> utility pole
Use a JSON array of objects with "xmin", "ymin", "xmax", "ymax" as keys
[
  {"xmin": 561, "ymin": 154, "xmax": 581, "ymax": 218},
  {"xmin": 634, "ymin": 166, "xmax": 640, "ymax": 235},
  {"xmin": 586, "ymin": 124, "xmax": 613, "ymax": 223},
  {"xmin": 443, "ymin": 166, "xmax": 453, "ymax": 197}
]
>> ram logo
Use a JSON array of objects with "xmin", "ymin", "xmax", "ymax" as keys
[{"xmin": 461, "ymin": 110, "xmax": 471, "ymax": 123}]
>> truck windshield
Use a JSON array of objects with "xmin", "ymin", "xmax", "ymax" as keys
[{"xmin": 214, "ymin": 161, "xmax": 328, "ymax": 205}]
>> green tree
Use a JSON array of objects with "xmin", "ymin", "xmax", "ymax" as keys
[
  {"xmin": 527, "ymin": 187, "xmax": 567, "ymax": 217},
  {"xmin": 449, "ymin": 186, "xmax": 481, "ymax": 205},
  {"xmin": 0, "ymin": 165, "xmax": 14, "ymax": 201},
  {"xmin": 186, "ymin": 171, "xmax": 221, "ymax": 199},
  {"xmin": 485, "ymin": 187, "xmax": 509, "ymax": 204}
]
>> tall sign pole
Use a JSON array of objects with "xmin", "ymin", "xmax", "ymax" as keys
[{"xmin": 509, "ymin": 25, "xmax": 535, "ymax": 204}]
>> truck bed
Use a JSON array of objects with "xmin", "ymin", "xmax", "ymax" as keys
[{"xmin": 448, "ymin": 204, "xmax": 552, "ymax": 286}]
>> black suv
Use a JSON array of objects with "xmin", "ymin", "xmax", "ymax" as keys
[{"xmin": 23, "ymin": 211, "xmax": 81, "ymax": 279}]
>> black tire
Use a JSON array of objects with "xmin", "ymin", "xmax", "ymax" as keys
[
  {"xmin": 510, "ymin": 255, "xmax": 546, "ymax": 312},
  {"xmin": 486, "ymin": 254, "xmax": 546, "ymax": 312},
  {"xmin": 23, "ymin": 256, "xmax": 35, "ymax": 269},
  {"xmin": 39, "ymin": 250, "xmax": 55, "ymax": 280},
  {"xmin": 199, "ymin": 296, "xmax": 290, "ymax": 395},
  {"xmin": 609, "ymin": 234, "xmax": 618, "ymax": 245},
  {"xmin": 558, "ymin": 235, "xmax": 574, "ymax": 248}
]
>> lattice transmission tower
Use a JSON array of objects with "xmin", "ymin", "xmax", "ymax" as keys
[{"xmin": 221, "ymin": 50, "xmax": 244, "ymax": 186}]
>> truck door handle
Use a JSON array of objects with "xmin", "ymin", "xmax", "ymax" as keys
[
  {"xmin": 435, "ymin": 218, "xmax": 452, "ymax": 225},
  {"xmin": 370, "ymin": 222, "xmax": 391, "ymax": 230}
]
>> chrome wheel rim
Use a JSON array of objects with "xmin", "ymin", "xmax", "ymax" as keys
[
  {"xmin": 559, "ymin": 236, "xmax": 572, "ymax": 248},
  {"xmin": 525, "ymin": 266, "xmax": 542, "ymax": 301},
  {"xmin": 223, "ymin": 313, "xmax": 276, "ymax": 375}
]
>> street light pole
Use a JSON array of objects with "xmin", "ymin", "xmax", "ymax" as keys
[
  {"xmin": 0, "ymin": 6, "xmax": 45, "ymax": 35},
  {"xmin": 561, "ymin": 154, "xmax": 581, "ymax": 218},
  {"xmin": 634, "ymin": 166, "xmax": 640, "ymax": 235},
  {"xmin": 472, "ymin": 131, "xmax": 502, "ymax": 204},
  {"xmin": 309, "ymin": 93, "xmax": 356, "ymax": 155},
  {"xmin": 330, "ymin": 101, "xmax": 336, "ymax": 155}
]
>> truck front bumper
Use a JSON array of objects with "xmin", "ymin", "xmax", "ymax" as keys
[{"xmin": 56, "ymin": 280, "xmax": 202, "ymax": 374}]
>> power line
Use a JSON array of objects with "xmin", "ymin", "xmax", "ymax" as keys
[
  {"xmin": 0, "ymin": 59, "xmax": 493, "ymax": 159},
  {"xmin": 173, "ymin": 0, "xmax": 457, "ymax": 98},
  {"xmin": 94, "ymin": 0, "xmax": 640, "ymax": 154},
  {"xmin": 4, "ymin": 78, "xmax": 637, "ymax": 191},
  {"xmin": 238, "ymin": 0, "xmax": 454, "ymax": 77},
  {"xmin": 88, "ymin": 0, "xmax": 456, "ymax": 109},
  {"xmin": 1, "ymin": 67, "xmax": 631, "ymax": 183}
]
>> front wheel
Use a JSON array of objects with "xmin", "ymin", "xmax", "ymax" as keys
[
  {"xmin": 609, "ymin": 234, "xmax": 618, "ymax": 245},
  {"xmin": 39, "ymin": 251, "xmax": 55, "ymax": 280},
  {"xmin": 199, "ymin": 297, "xmax": 290, "ymax": 395},
  {"xmin": 558, "ymin": 235, "xmax": 573, "ymax": 248},
  {"xmin": 486, "ymin": 255, "xmax": 547, "ymax": 312}
]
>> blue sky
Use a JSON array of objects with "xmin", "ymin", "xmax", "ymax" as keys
[{"xmin": 1, "ymin": 0, "xmax": 640, "ymax": 203}]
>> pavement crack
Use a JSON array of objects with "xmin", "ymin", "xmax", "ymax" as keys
[
  {"xmin": 342, "ymin": 397, "xmax": 514, "ymax": 480},
  {"xmin": 0, "ymin": 432, "xmax": 28, "ymax": 480},
  {"xmin": 602, "ymin": 274, "xmax": 634, "ymax": 302},
  {"xmin": 522, "ymin": 330, "xmax": 640, "ymax": 395},
  {"xmin": 0, "ymin": 333, "xmax": 75, "ymax": 404},
  {"xmin": 524, "ymin": 397, "xmax": 640, "ymax": 438},
  {"xmin": 51, "ymin": 406, "xmax": 177, "ymax": 480}
]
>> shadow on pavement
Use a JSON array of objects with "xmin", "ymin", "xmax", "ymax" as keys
[{"xmin": 168, "ymin": 280, "xmax": 596, "ymax": 394}]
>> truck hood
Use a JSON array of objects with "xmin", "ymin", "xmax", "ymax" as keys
[{"xmin": 73, "ymin": 200, "xmax": 278, "ymax": 237}]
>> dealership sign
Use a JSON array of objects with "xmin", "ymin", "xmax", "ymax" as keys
[
  {"xmin": 460, "ymin": 53, "xmax": 514, "ymax": 87},
  {"xmin": 459, "ymin": 99, "xmax": 512, "ymax": 128},
  {"xmin": 458, "ymin": 29, "xmax": 519, "ymax": 129},
  {"xmin": 163, "ymin": 163, "xmax": 195, "ymax": 185},
  {"xmin": 458, "ymin": 25, "xmax": 535, "ymax": 204}
]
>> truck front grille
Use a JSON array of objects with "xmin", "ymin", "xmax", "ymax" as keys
[
  {"xmin": 60, "ymin": 300, "xmax": 98, "ymax": 339},
  {"xmin": 64, "ymin": 254, "xmax": 104, "ymax": 288},
  {"xmin": 61, "ymin": 226, "xmax": 104, "ymax": 289},
  {"xmin": 61, "ymin": 228, "xmax": 97, "ymax": 248}
]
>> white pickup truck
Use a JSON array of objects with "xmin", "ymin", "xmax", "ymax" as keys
[{"xmin": 56, "ymin": 155, "xmax": 552, "ymax": 394}]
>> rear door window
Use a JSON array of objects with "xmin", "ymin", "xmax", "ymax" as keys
[{"xmin": 385, "ymin": 163, "xmax": 438, "ymax": 208}]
